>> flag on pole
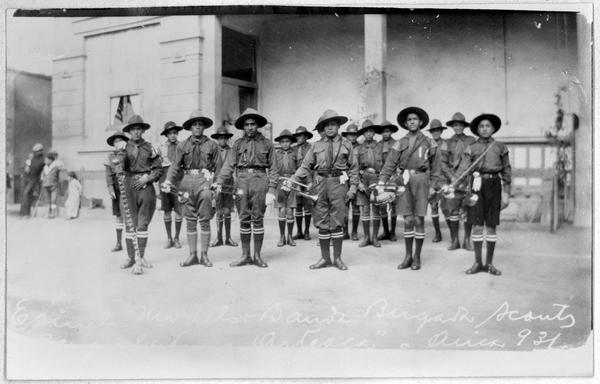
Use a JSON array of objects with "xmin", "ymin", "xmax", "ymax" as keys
[{"xmin": 114, "ymin": 96, "xmax": 135, "ymax": 124}]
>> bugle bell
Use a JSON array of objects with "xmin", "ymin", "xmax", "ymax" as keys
[
  {"xmin": 368, "ymin": 183, "xmax": 402, "ymax": 206},
  {"xmin": 279, "ymin": 177, "xmax": 319, "ymax": 203}
]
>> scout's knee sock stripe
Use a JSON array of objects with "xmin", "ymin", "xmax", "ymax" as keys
[
  {"xmin": 200, "ymin": 222, "xmax": 211, "ymax": 252},
  {"xmin": 471, "ymin": 234, "xmax": 484, "ymax": 242},
  {"xmin": 448, "ymin": 216, "xmax": 460, "ymax": 221},
  {"xmin": 278, "ymin": 218, "xmax": 286, "ymax": 235},
  {"xmin": 403, "ymin": 231, "xmax": 414, "ymax": 238},
  {"xmin": 485, "ymin": 234, "xmax": 497, "ymax": 242},
  {"xmin": 414, "ymin": 232, "xmax": 425, "ymax": 240},
  {"xmin": 174, "ymin": 218, "xmax": 182, "ymax": 239},
  {"xmin": 431, "ymin": 213, "xmax": 439, "ymax": 218}
]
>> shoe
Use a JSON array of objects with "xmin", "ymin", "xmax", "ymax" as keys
[
  {"xmin": 303, "ymin": 231, "xmax": 311, "ymax": 240},
  {"xmin": 371, "ymin": 237, "xmax": 381, "ymax": 248},
  {"xmin": 377, "ymin": 232, "xmax": 390, "ymax": 241},
  {"xmin": 447, "ymin": 238, "xmax": 461, "ymax": 251},
  {"xmin": 199, "ymin": 252, "xmax": 213, "ymax": 267},
  {"xmin": 332, "ymin": 258, "xmax": 348, "ymax": 271},
  {"xmin": 462, "ymin": 237, "xmax": 474, "ymax": 251},
  {"xmin": 309, "ymin": 258, "xmax": 331, "ymax": 269},
  {"xmin": 465, "ymin": 262, "xmax": 484, "ymax": 274},
  {"xmin": 358, "ymin": 237, "xmax": 370, "ymax": 247},
  {"xmin": 164, "ymin": 239, "xmax": 174, "ymax": 249},
  {"xmin": 225, "ymin": 238, "xmax": 238, "ymax": 247},
  {"xmin": 343, "ymin": 232, "xmax": 350, "ymax": 240},
  {"xmin": 111, "ymin": 243, "xmax": 123, "ymax": 252},
  {"xmin": 210, "ymin": 238, "xmax": 223, "ymax": 247},
  {"xmin": 180, "ymin": 252, "xmax": 200, "ymax": 267},
  {"xmin": 277, "ymin": 235, "xmax": 286, "ymax": 247},
  {"xmin": 120, "ymin": 258, "xmax": 135, "ymax": 269},
  {"xmin": 140, "ymin": 258, "xmax": 152, "ymax": 268},
  {"xmin": 487, "ymin": 264, "xmax": 502, "ymax": 276},
  {"xmin": 292, "ymin": 233, "xmax": 303, "ymax": 240},
  {"xmin": 397, "ymin": 255, "xmax": 412, "ymax": 270},
  {"xmin": 230, "ymin": 251, "xmax": 253, "ymax": 267},
  {"xmin": 411, "ymin": 258, "xmax": 421, "ymax": 270},
  {"xmin": 253, "ymin": 253, "xmax": 268, "ymax": 268},
  {"xmin": 173, "ymin": 238, "xmax": 182, "ymax": 248},
  {"xmin": 389, "ymin": 233, "xmax": 397, "ymax": 242},
  {"xmin": 287, "ymin": 235, "xmax": 296, "ymax": 247},
  {"xmin": 351, "ymin": 232, "xmax": 359, "ymax": 241},
  {"xmin": 432, "ymin": 233, "xmax": 442, "ymax": 243}
]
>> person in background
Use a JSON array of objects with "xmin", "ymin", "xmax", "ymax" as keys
[
  {"xmin": 291, "ymin": 126, "xmax": 314, "ymax": 241},
  {"xmin": 104, "ymin": 130, "xmax": 129, "ymax": 252},
  {"xmin": 41, "ymin": 150, "xmax": 61, "ymax": 219},
  {"xmin": 377, "ymin": 120, "xmax": 400, "ymax": 242},
  {"xmin": 425, "ymin": 119, "xmax": 449, "ymax": 243},
  {"xmin": 65, "ymin": 171, "xmax": 83, "ymax": 219},
  {"xmin": 273, "ymin": 129, "xmax": 298, "ymax": 247},
  {"xmin": 20, "ymin": 143, "xmax": 45, "ymax": 218},
  {"xmin": 341, "ymin": 123, "xmax": 361, "ymax": 241}
]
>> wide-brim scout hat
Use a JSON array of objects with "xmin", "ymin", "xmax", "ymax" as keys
[
  {"xmin": 293, "ymin": 125, "xmax": 313, "ymax": 140},
  {"xmin": 314, "ymin": 109, "xmax": 348, "ymax": 131},
  {"xmin": 426, "ymin": 119, "xmax": 447, "ymax": 131},
  {"xmin": 235, "ymin": 108, "xmax": 267, "ymax": 130},
  {"xmin": 210, "ymin": 126, "xmax": 234, "ymax": 139},
  {"xmin": 470, "ymin": 113, "xmax": 501, "ymax": 136},
  {"xmin": 123, "ymin": 114, "xmax": 150, "ymax": 133},
  {"xmin": 446, "ymin": 112, "xmax": 469, "ymax": 127},
  {"xmin": 106, "ymin": 130, "xmax": 130, "ymax": 146},
  {"xmin": 274, "ymin": 129, "xmax": 297, "ymax": 143},
  {"xmin": 397, "ymin": 107, "xmax": 429, "ymax": 129},
  {"xmin": 379, "ymin": 120, "xmax": 399, "ymax": 133},
  {"xmin": 358, "ymin": 119, "xmax": 382, "ymax": 136},
  {"xmin": 160, "ymin": 121, "xmax": 183, "ymax": 136},
  {"xmin": 183, "ymin": 110, "xmax": 214, "ymax": 130},
  {"xmin": 341, "ymin": 123, "xmax": 359, "ymax": 137}
]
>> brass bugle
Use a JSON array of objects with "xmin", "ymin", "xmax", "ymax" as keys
[{"xmin": 279, "ymin": 177, "xmax": 318, "ymax": 202}]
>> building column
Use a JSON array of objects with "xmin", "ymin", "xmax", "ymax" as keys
[
  {"xmin": 361, "ymin": 14, "xmax": 387, "ymax": 122},
  {"xmin": 573, "ymin": 13, "xmax": 592, "ymax": 227},
  {"xmin": 201, "ymin": 15, "xmax": 223, "ymax": 124}
]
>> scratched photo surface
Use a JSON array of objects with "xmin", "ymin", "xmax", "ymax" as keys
[{"xmin": 4, "ymin": 3, "xmax": 593, "ymax": 379}]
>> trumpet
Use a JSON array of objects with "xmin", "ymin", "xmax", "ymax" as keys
[
  {"xmin": 215, "ymin": 184, "xmax": 244, "ymax": 197},
  {"xmin": 279, "ymin": 177, "xmax": 319, "ymax": 203},
  {"xmin": 368, "ymin": 183, "xmax": 405, "ymax": 206}
]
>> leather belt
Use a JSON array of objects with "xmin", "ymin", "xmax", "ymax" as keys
[
  {"xmin": 480, "ymin": 173, "xmax": 500, "ymax": 179},
  {"xmin": 238, "ymin": 167, "xmax": 266, "ymax": 174},
  {"xmin": 317, "ymin": 170, "xmax": 343, "ymax": 177}
]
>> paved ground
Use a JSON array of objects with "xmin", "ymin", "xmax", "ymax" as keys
[{"xmin": 6, "ymin": 204, "xmax": 592, "ymax": 352}]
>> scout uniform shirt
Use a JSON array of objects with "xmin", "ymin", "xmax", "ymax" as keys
[
  {"xmin": 433, "ymin": 137, "xmax": 450, "ymax": 185},
  {"xmin": 122, "ymin": 139, "xmax": 163, "ymax": 183},
  {"xmin": 380, "ymin": 130, "xmax": 441, "ymax": 188},
  {"xmin": 215, "ymin": 143, "xmax": 234, "ymax": 184},
  {"xmin": 294, "ymin": 141, "xmax": 313, "ymax": 184},
  {"xmin": 104, "ymin": 151, "xmax": 121, "ymax": 195},
  {"xmin": 291, "ymin": 134, "xmax": 359, "ymax": 187},
  {"xmin": 380, "ymin": 137, "xmax": 397, "ymax": 164},
  {"xmin": 443, "ymin": 133, "xmax": 475, "ymax": 184},
  {"xmin": 461, "ymin": 137, "xmax": 512, "ymax": 195},
  {"xmin": 357, "ymin": 139, "xmax": 384, "ymax": 173},
  {"xmin": 275, "ymin": 147, "xmax": 298, "ymax": 177},
  {"xmin": 166, "ymin": 135, "xmax": 218, "ymax": 184}
]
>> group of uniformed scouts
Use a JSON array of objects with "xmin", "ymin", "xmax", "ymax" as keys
[{"xmin": 104, "ymin": 106, "xmax": 511, "ymax": 276}]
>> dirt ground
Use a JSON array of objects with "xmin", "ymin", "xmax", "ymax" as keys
[{"xmin": 6, "ymin": 204, "xmax": 592, "ymax": 354}]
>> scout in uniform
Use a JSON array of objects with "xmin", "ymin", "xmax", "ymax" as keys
[
  {"xmin": 356, "ymin": 120, "xmax": 384, "ymax": 248},
  {"xmin": 210, "ymin": 126, "xmax": 238, "ymax": 247},
  {"xmin": 460, "ymin": 114, "xmax": 511, "ymax": 276},
  {"xmin": 104, "ymin": 130, "xmax": 129, "ymax": 252},
  {"xmin": 274, "ymin": 129, "xmax": 299, "ymax": 247},
  {"xmin": 425, "ymin": 119, "xmax": 448, "ymax": 242},
  {"xmin": 162, "ymin": 111, "xmax": 219, "ymax": 267},
  {"xmin": 158, "ymin": 121, "xmax": 183, "ymax": 249},
  {"xmin": 291, "ymin": 126, "xmax": 314, "ymax": 241},
  {"xmin": 41, "ymin": 150, "xmax": 60, "ymax": 219},
  {"xmin": 118, "ymin": 115, "xmax": 163, "ymax": 269},
  {"xmin": 379, "ymin": 107, "xmax": 440, "ymax": 270},
  {"xmin": 341, "ymin": 123, "xmax": 361, "ymax": 240},
  {"xmin": 284, "ymin": 110, "xmax": 359, "ymax": 270},
  {"xmin": 443, "ymin": 112, "xmax": 477, "ymax": 251},
  {"xmin": 215, "ymin": 108, "xmax": 279, "ymax": 268},
  {"xmin": 377, "ymin": 120, "xmax": 399, "ymax": 242},
  {"xmin": 20, "ymin": 143, "xmax": 45, "ymax": 218}
]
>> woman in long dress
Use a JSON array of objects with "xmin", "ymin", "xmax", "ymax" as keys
[{"xmin": 65, "ymin": 171, "xmax": 83, "ymax": 219}]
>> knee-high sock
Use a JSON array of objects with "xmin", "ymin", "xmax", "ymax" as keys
[
  {"xmin": 115, "ymin": 221, "xmax": 123, "ymax": 245},
  {"xmin": 331, "ymin": 227, "xmax": 344, "ymax": 259},
  {"xmin": 253, "ymin": 222, "xmax": 264, "ymax": 254},
  {"xmin": 240, "ymin": 222, "xmax": 252, "ymax": 254},
  {"xmin": 224, "ymin": 214, "xmax": 232, "ymax": 238},
  {"xmin": 137, "ymin": 231, "xmax": 148, "ymax": 259},
  {"xmin": 318, "ymin": 229, "xmax": 331, "ymax": 261},
  {"xmin": 287, "ymin": 218, "xmax": 295, "ymax": 237},
  {"xmin": 404, "ymin": 231, "xmax": 414, "ymax": 256},
  {"xmin": 295, "ymin": 209, "xmax": 303, "ymax": 234},
  {"xmin": 413, "ymin": 232, "xmax": 425, "ymax": 258},
  {"xmin": 200, "ymin": 221, "xmax": 210, "ymax": 253},
  {"xmin": 164, "ymin": 215, "xmax": 172, "ymax": 240},
  {"xmin": 278, "ymin": 217, "xmax": 286, "ymax": 236},
  {"xmin": 187, "ymin": 218, "xmax": 198, "ymax": 254},
  {"xmin": 174, "ymin": 217, "xmax": 182, "ymax": 239},
  {"xmin": 304, "ymin": 214, "xmax": 312, "ymax": 232},
  {"xmin": 485, "ymin": 234, "xmax": 497, "ymax": 265},
  {"xmin": 472, "ymin": 233, "xmax": 484, "ymax": 264}
]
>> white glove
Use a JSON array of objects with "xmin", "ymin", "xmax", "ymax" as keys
[
  {"xmin": 211, "ymin": 183, "xmax": 222, "ymax": 194},
  {"xmin": 281, "ymin": 179, "xmax": 292, "ymax": 192},
  {"xmin": 202, "ymin": 169, "xmax": 213, "ymax": 181},
  {"xmin": 265, "ymin": 192, "xmax": 276, "ymax": 206},
  {"xmin": 402, "ymin": 169, "xmax": 410, "ymax": 185},
  {"xmin": 472, "ymin": 172, "xmax": 482, "ymax": 192}
]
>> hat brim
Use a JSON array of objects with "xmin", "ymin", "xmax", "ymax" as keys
[
  {"xmin": 341, "ymin": 131, "xmax": 358, "ymax": 137},
  {"xmin": 427, "ymin": 126, "xmax": 447, "ymax": 131},
  {"xmin": 123, "ymin": 122, "xmax": 150, "ymax": 133},
  {"xmin": 183, "ymin": 117, "xmax": 214, "ymax": 130},
  {"xmin": 234, "ymin": 113, "xmax": 267, "ymax": 130},
  {"xmin": 380, "ymin": 124, "xmax": 399, "ymax": 133},
  {"xmin": 314, "ymin": 116, "xmax": 348, "ymax": 131},
  {"xmin": 358, "ymin": 125, "xmax": 382, "ymax": 136},
  {"xmin": 107, "ymin": 134, "xmax": 129, "ymax": 146},
  {"xmin": 274, "ymin": 135, "xmax": 297, "ymax": 143},
  {"xmin": 160, "ymin": 126, "xmax": 183, "ymax": 136},
  {"xmin": 293, "ymin": 131, "xmax": 314, "ymax": 139},
  {"xmin": 210, "ymin": 133, "xmax": 234, "ymax": 139},
  {"xmin": 445, "ymin": 119, "xmax": 469, "ymax": 127},
  {"xmin": 397, "ymin": 107, "xmax": 430, "ymax": 130},
  {"xmin": 469, "ymin": 114, "xmax": 501, "ymax": 136}
]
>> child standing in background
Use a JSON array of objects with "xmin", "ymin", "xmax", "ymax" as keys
[{"xmin": 65, "ymin": 171, "xmax": 83, "ymax": 219}]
